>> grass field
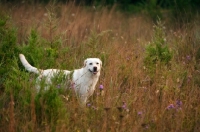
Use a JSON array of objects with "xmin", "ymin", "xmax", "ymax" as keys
[{"xmin": 0, "ymin": 2, "xmax": 200, "ymax": 132}]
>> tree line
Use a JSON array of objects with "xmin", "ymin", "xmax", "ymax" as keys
[{"xmin": 2, "ymin": 0, "xmax": 200, "ymax": 10}]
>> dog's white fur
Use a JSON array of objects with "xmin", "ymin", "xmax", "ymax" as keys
[{"xmin": 19, "ymin": 54, "xmax": 102, "ymax": 106}]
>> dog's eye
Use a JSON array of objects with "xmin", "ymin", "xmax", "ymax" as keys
[
  {"xmin": 96, "ymin": 62, "xmax": 99, "ymax": 65},
  {"xmin": 89, "ymin": 63, "xmax": 93, "ymax": 65}
]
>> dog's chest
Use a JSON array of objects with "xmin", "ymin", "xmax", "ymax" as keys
[{"xmin": 74, "ymin": 77, "xmax": 97, "ymax": 94}]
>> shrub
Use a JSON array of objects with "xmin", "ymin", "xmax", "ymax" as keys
[
  {"xmin": 144, "ymin": 19, "xmax": 172, "ymax": 76},
  {"xmin": 0, "ymin": 14, "xmax": 19, "ymax": 91}
]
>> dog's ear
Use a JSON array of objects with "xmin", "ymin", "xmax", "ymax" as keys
[
  {"xmin": 83, "ymin": 59, "xmax": 87, "ymax": 67},
  {"xmin": 99, "ymin": 59, "xmax": 102, "ymax": 67}
]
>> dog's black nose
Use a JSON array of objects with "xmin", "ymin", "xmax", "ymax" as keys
[{"xmin": 93, "ymin": 67, "xmax": 97, "ymax": 72}]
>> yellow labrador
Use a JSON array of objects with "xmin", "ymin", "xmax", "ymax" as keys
[{"xmin": 19, "ymin": 54, "xmax": 102, "ymax": 106}]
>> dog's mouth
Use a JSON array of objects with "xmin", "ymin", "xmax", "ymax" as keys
[
  {"xmin": 89, "ymin": 68, "xmax": 98, "ymax": 75},
  {"xmin": 92, "ymin": 71, "xmax": 98, "ymax": 75}
]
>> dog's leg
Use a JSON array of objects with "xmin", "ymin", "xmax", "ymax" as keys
[{"xmin": 79, "ymin": 96, "xmax": 88, "ymax": 107}]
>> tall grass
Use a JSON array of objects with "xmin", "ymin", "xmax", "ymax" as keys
[{"xmin": 0, "ymin": 2, "xmax": 200, "ymax": 132}]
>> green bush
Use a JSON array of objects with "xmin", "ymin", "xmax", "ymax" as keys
[
  {"xmin": 0, "ymin": 14, "xmax": 19, "ymax": 91},
  {"xmin": 144, "ymin": 19, "xmax": 172, "ymax": 76}
]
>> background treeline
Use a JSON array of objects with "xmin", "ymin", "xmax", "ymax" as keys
[
  {"xmin": 2, "ymin": 0, "xmax": 200, "ymax": 23},
  {"xmin": 2, "ymin": 0, "xmax": 200, "ymax": 11}
]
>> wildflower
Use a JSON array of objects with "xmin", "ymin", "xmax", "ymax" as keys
[
  {"xmin": 176, "ymin": 100, "xmax": 182, "ymax": 108},
  {"xmin": 186, "ymin": 55, "xmax": 191, "ymax": 61},
  {"xmin": 71, "ymin": 82, "xmax": 75, "ymax": 89},
  {"xmin": 167, "ymin": 104, "xmax": 175, "ymax": 110},
  {"xmin": 87, "ymin": 103, "xmax": 91, "ymax": 107},
  {"xmin": 57, "ymin": 84, "xmax": 61, "ymax": 88},
  {"xmin": 99, "ymin": 84, "xmax": 104, "ymax": 90},
  {"xmin": 122, "ymin": 101, "xmax": 127, "ymax": 109},
  {"xmin": 99, "ymin": 85, "xmax": 104, "ymax": 96},
  {"xmin": 187, "ymin": 76, "xmax": 192, "ymax": 83},
  {"xmin": 138, "ymin": 111, "xmax": 142, "ymax": 115}
]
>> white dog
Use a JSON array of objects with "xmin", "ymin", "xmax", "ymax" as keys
[{"xmin": 19, "ymin": 54, "xmax": 102, "ymax": 106}]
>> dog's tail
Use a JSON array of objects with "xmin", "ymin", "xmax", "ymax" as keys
[{"xmin": 19, "ymin": 54, "xmax": 40, "ymax": 74}]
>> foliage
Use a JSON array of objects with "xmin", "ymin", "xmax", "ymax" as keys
[
  {"xmin": 144, "ymin": 19, "xmax": 172, "ymax": 76},
  {"xmin": 0, "ymin": 14, "xmax": 19, "ymax": 90}
]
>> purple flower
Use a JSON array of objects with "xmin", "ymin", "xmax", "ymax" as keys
[
  {"xmin": 186, "ymin": 55, "xmax": 191, "ymax": 61},
  {"xmin": 122, "ymin": 101, "xmax": 127, "ymax": 109},
  {"xmin": 176, "ymin": 100, "xmax": 182, "ymax": 107},
  {"xmin": 187, "ymin": 76, "xmax": 192, "ymax": 83},
  {"xmin": 87, "ymin": 103, "xmax": 91, "ymax": 107},
  {"xmin": 99, "ymin": 85, "xmax": 104, "ymax": 90},
  {"xmin": 126, "ymin": 57, "xmax": 130, "ymax": 61},
  {"xmin": 138, "ymin": 111, "xmax": 142, "ymax": 115},
  {"xmin": 167, "ymin": 104, "xmax": 175, "ymax": 110},
  {"xmin": 71, "ymin": 82, "xmax": 75, "ymax": 89},
  {"xmin": 57, "ymin": 84, "xmax": 61, "ymax": 88}
]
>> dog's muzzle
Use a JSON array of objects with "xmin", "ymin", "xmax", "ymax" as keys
[{"xmin": 89, "ymin": 67, "xmax": 98, "ymax": 74}]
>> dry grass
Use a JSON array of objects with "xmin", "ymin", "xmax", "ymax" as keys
[{"xmin": 1, "ymin": 2, "xmax": 200, "ymax": 132}]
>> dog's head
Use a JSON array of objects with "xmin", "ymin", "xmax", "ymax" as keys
[{"xmin": 84, "ymin": 58, "xmax": 102, "ymax": 75}]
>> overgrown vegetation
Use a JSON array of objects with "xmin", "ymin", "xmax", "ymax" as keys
[{"xmin": 0, "ymin": 2, "xmax": 200, "ymax": 132}]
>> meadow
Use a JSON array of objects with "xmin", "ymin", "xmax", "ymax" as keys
[{"xmin": 0, "ymin": 2, "xmax": 200, "ymax": 132}]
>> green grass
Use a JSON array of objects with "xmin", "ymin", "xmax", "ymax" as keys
[{"xmin": 0, "ymin": 3, "xmax": 200, "ymax": 132}]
